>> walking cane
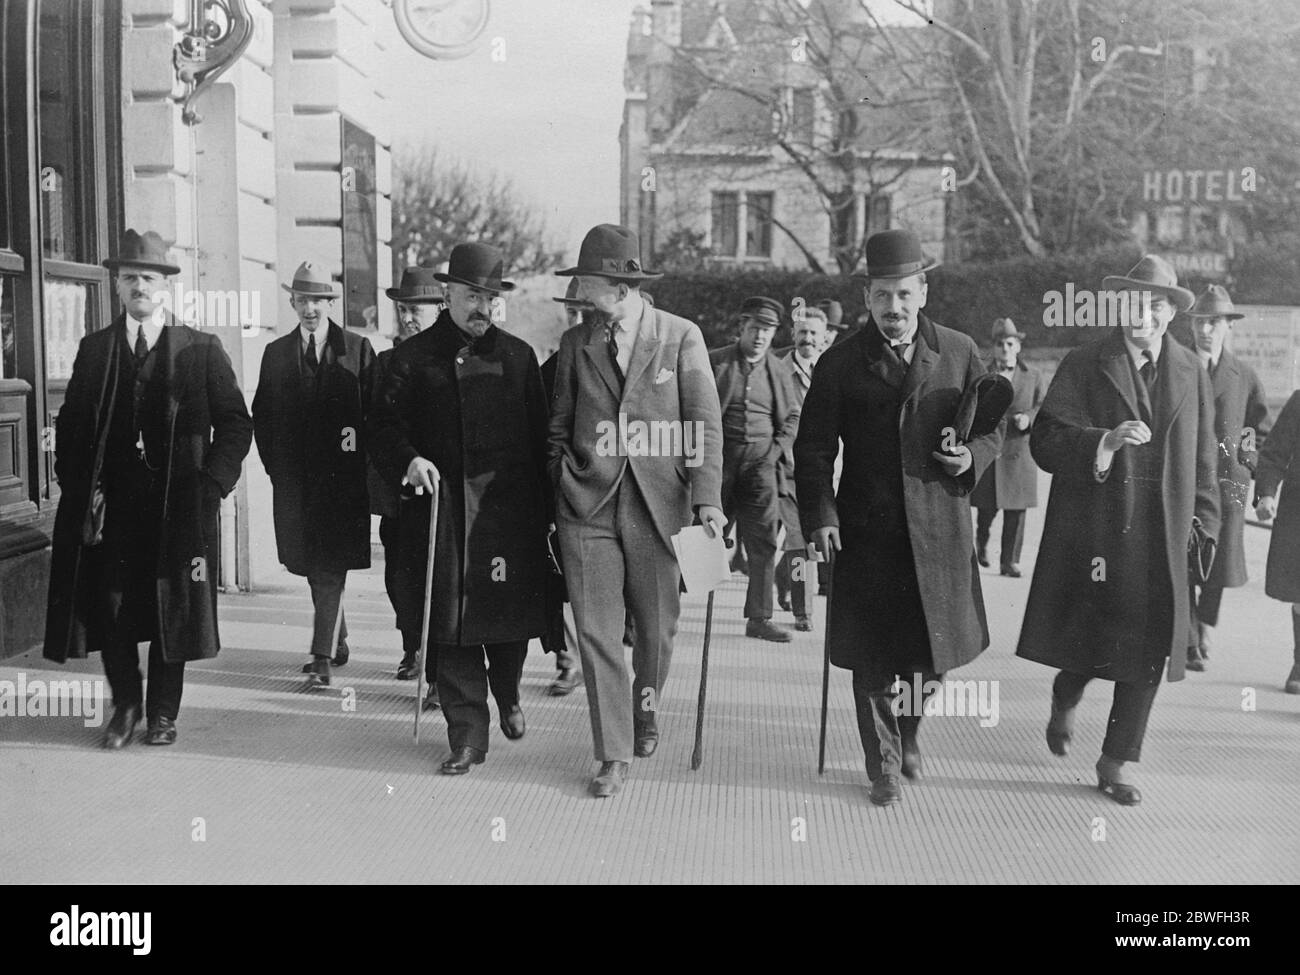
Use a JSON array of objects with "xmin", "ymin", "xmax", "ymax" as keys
[
  {"xmin": 817, "ymin": 546, "xmax": 835, "ymax": 775},
  {"xmin": 413, "ymin": 477, "xmax": 440, "ymax": 744},
  {"xmin": 689, "ymin": 588, "xmax": 716, "ymax": 772}
]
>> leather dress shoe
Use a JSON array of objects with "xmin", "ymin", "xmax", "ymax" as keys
[
  {"xmin": 396, "ymin": 651, "xmax": 420, "ymax": 680},
  {"xmin": 869, "ymin": 773, "xmax": 903, "ymax": 807},
  {"xmin": 499, "ymin": 705, "xmax": 526, "ymax": 740},
  {"xmin": 746, "ymin": 618, "xmax": 792, "ymax": 642},
  {"xmin": 794, "ymin": 615, "xmax": 813, "ymax": 632},
  {"xmin": 1286, "ymin": 663, "xmax": 1300, "ymax": 695},
  {"xmin": 305, "ymin": 655, "xmax": 331, "ymax": 687},
  {"xmin": 144, "ymin": 715, "xmax": 177, "ymax": 746},
  {"xmin": 1185, "ymin": 646, "xmax": 1207, "ymax": 672},
  {"xmin": 634, "ymin": 718, "xmax": 659, "ymax": 758},
  {"xmin": 103, "ymin": 704, "xmax": 142, "ymax": 750},
  {"xmin": 422, "ymin": 683, "xmax": 441, "ymax": 711},
  {"xmin": 976, "ymin": 544, "xmax": 990, "ymax": 568},
  {"xmin": 900, "ymin": 739, "xmax": 922, "ymax": 780},
  {"xmin": 1046, "ymin": 698, "xmax": 1074, "ymax": 757},
  {"xmin": 548, "ymin": 668, "xmax": 582, "ymax": 696},
  {"xmin": 777, "ymin": 592, "xmax": 793, "ymax": 612},
  {"xmin": 440, "ymin": 746, "xmax": 485, "ymax": 774},
  {"xmin": 590, "ymin": 761, "xmax": 629, "ymax": 798},
  {"xmin": 332, "ymin": 639, "xmax": 349, "ymax": 667},
  {"xmin": 1000, "ymin": 563, "xmax": 1022, "ymax": 578},
  {"xmin": 1096, "ymin": 759, "xmax": 1142, "ymax": 805}
]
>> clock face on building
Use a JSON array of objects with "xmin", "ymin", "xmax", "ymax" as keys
[{"xmin": 394, "ymin": 0, "xmax": 491, "ymax": 61}]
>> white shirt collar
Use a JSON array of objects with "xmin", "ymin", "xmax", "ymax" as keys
[
  {"xmin": 299, "ymin": 323, "xmax": 326, "ymax": 352},
  {"xmin": 125, "ymin": 313, "xmax": 164, "ymax": 351},
  {"xmin": 1123, "ymin": 333, "xmax": 1163, "ymax": 369},
  {"xmin": 877, "ymin": 320, "xmax": 918, "ymax": 349}
]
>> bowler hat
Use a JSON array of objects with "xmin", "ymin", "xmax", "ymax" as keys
[
  {"xmin": 817, "ymin": 298, "xmax": 845, "ymax": 328},
  {"xmin": 103, "ymin": 229, "xmax": 181, "ymax": 276},
  {"xmin": 853, "ymin": 229, "xmax": 939, "ymax": 280},
  {"xmin": 1102, "ymin": 255, "xmax": 1194, "ymax": 312},
  {"xmin": 386, "ymin": 266, "xmax": 445, "ymax": 303},
  {"xmin": 555, "ymin": 224, "xmax": 662, "ymax": 281},
  {"xmin": 281, "ymin": 261, "xmax": 341, "ymax": 298},
  {"xmin": 739, "ymin": 296, "xmax": 782, "ymax": 327},
  {"xmin": 553, "ymin": 276, "xmax": 594, "ymax": 309},
  {"xmin": 1187, "ymin": 283, "xmax": 1244, "ymax": 320},
  {"xmin": 990, "ymin": 317, "xmax": 1025, "ymax": 342},
  {"xmin": 434, "ymin": 242, "xmax": 515, "ymax": 294}
]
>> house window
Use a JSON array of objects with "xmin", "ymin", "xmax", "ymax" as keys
[
  {"xmin": 864, "ymin": 192, "xmax": 892, "ymax": 239},
  {"xmin": 745, "ymin": 192, "xmax": 774, "ymax": 259},
  {"xmin": 711, "ymin": 191, "xmax": 739, "ymax": 257},
  {"xmin": 791, "ymin": 88, "xmax": 815, "ymax": 144}
]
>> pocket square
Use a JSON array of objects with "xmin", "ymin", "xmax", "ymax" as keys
[{"xmin": 654, "ymin": 368, "xmax": 674, "ymax": 384}]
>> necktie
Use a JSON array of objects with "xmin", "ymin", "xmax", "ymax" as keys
[
  {"xmin": 606, "ymin": 324, "xmax": 625, "ymax": 390},
  {"xmin": 134, "ymin": 326, "xmax": 149, "ymax": 362},
  {"xmin": 1139, "ymin": 351, "xmax": 1156, "ymax": 390},
  {"xmin": 305, "ymin": 336, "xmax": 319, "ymax": 371}
]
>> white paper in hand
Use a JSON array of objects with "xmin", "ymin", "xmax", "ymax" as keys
[{"xmin": 671, "ymin": 525, "xmax": 731, "ymax": 594}]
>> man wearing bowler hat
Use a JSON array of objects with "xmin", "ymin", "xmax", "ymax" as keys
[
  {"xmin": 44, "ymin": 230, "xmax": 252, "ymax": 748},
  {"xmin": 252, "ymin": 262, "xmax": 376, "ymax": 687},
  {"xmin": 1183, "ymin": 284, "xmax": 1269, "ymax": 672},
  {"xmin": 711, "ymin": 296, "xmax": 802, "ymax": 641},
  {"xmin": 819, "ymin": 299, "xmax": 856, "ymax": 349},
  {"xmin": 1018, "ymin": 255, "xmax": 1220, "ymax": 805},
  {"xmin": 971, "ymin": 318, "xmax": 1048, "ymax": 577},
  {"xmin": 370, "ymin": 242, "xmax": 552, "ymax": 774},
  {"xmin": 374, "ymin": 266, "xmax": 444, "ymax": 683},
  {"xmin": 548, "ymin": 223, "xmax": 724, "ymax": 798},
  {"xmin": 795, "ymin": 228, "xmax": 1002, "ymax": 807}
]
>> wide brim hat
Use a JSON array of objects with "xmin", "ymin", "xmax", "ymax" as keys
[
  {"xmin": 103, "ymin": 229, "xmax": 181, "ymax": 276},
  {"xmin": 434, "ymin": 242, "xmax": 515, "ymax": 294},
  {"xmin": 852, "ymin": 229, "xmax": 940, "ymax": 280},
  {"xmin": 1187, "ymin": 283, "xmax": 1244, "ymax": 320},
  {"xmin": 386, "ymin": 265, "xmax": 446, "ymax": 303},
  {"xmin": 554, "ymin": 277, "xmax": 594, "ymax": 309},
  {"xmin": 281, "ymin": 261, "xmax": 341, "ymax": 298},
  {"xmin": 555, "ymin": 223, "xmax": 663, "ymax": 281},
  {"xmin": 990, "ymin": 317, "xmax": 1025, "ymax": 342},
  {"xmin": 1102, "ymin": 255, "xmax": 1194, "ymax": 312}
]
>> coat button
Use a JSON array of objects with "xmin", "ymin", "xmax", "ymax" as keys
[{"xmin": 456, "ymin": 357, "xmax": 463, "ymax": 364}]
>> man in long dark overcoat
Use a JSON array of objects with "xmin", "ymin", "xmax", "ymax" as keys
[
  {"xmin": 1253, "ymin": 392, "xmax": 1300, "ymax": 694},
  {"xmin": 44, "ymin": 230, "xmax": 252, "ymax": 748},
  {"xmin": 252, "ymin": 262, "xmax": 375, "ymax": 687},
  {"xmin": 796, "ymin": 229, "xmax": 1002, "ymax": 808},
  {"xmin": 1183, "ymin": 285, "xmax": 1269, "ymax": 671},
  {"xmin": 1017, "ymin": 256, "xmax": 1221, "ymax": 806},
  {"xmin": 369, "ymin": 242, "xmax": 552, "ymax": 774},
  {"xmin": 971, "ymin": 318, "xmax": 1047, "ymax": 577}
]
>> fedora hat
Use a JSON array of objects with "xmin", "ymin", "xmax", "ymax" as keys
[
  {"xmin": 1102, "ymin": 255, "xmax": 1194, "ymax": 312},
  {"xmin": 555, "ymin": 224, "xmax": 662, "ymax": 281},
  {"xmin": 434, "ymin": 242, "xmax": 515, "ymax": 294},
  {"xmin": 990, "ymin": 317, "xmax": 1025, "ymax": 342},
  {"xmin": 1187, "ymin": 283, "xmax": 1244, "ymax": 320},
  {"xmin": 553, "ymin": 276, "xmax": 594, "ymax": 309},
  {"xmin": 853, "ymin": 229, "xmax": 940, "ymax": 280},
  {"xmin": 281, "ymin": 261, "xmax": 341, "ymax": 298},
  {"xmin": 386, "ymin": 266, "xmax": 445, "ymax": 303},
  {"xmin": 103, "ymin": 229, "xmax": 180, "ymax": 276},
  {"xmin": 738, "ymin": 295, "xmax": 782, "ymax": 327},
  {"xmin": 817, "ymin": 298, "xmax": 845, "ymax": 328}
]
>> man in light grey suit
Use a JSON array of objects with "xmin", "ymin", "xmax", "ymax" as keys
[{"xmin": 549, "ymin": 224, "xmax": 725, "ymax": 798}]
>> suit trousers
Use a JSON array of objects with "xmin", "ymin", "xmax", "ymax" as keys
[
  {"xmin": 306, "ymin": 569, "xmax": 349, "ymax": 656},
  {"xmin": 436, "ymin": 640, "xmax": 526, "ymax": 753},
  {"xmin": 721, "ymin": 441, "xmax": 779, "ymax": 620},
  {"xmin": 851, "ymin": 669, "xmax": 939, "ymax": 779},
  {"xmin": 379, "ymin": 515, "xmax": 418, "ymax": 654},
  {"xmin": 102, "ymin": 636, "xmax": 185, "ymax": 722},
  {"xmin": 558, "ymin": 472, "xmax": 682, "ymax": 763},
  {"xmin": 975, "ymin": 507, "xmax": 1026, "ymax": 566},
  {"xmin": 1051, "ymin": 662, "xmax": 1163, "ymax": 763},
  {"xmin": 774, "ymin": 551, "xmax": 811, "ymax": 617}
]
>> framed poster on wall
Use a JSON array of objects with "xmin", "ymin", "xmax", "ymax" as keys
[{"xmin": 340, "ymin": 117, "xmax": 377, "ymax": 333}]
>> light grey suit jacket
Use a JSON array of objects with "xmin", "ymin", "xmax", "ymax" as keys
[{"xmin": 548, "ymin": 297, "xmax": 723, "ymax": 549}]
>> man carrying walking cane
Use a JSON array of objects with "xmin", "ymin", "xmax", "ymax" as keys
[{"xmin": 370, "ymin": 241, "xmax": 553, "ymax": 774}]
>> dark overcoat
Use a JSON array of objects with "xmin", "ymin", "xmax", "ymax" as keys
[
  {"xmin": 1256, "ymin": 390, "xmax": 1300, "ymax": 601},
  {"xmin": 44, "ymin": 315, "xmax": 252, "ymax": 663},
  {"xmin": 970, "ymin": 359, "xmax": 1047, "ymax": 511},
  {"xmin": 369, "ymin": 312, "xmax": 552, "ymax": 646},
  {"xmin": 252, "ymin": 320, "xmax": 374, "ymax": 576},
  {"xmin": 794, "ymin": 314, "xmax": 1002, "ymax": 673},
  {"xmin": 1016, "ymin": 330, "xmax": 1221, "ymax": 683},
  {"xmin": 1202, "ymin": 350, "xmax": 1269, "ymax": 589}
]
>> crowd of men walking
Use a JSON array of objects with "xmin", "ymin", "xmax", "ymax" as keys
[{"xmin": 42, "ymin": 222, "xmax": 1300, "ymax": 806}]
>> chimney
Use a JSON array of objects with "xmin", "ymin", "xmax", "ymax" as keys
[{"xmin": 647, "ymin": 0, "xmax": 681, "ymax": 141}]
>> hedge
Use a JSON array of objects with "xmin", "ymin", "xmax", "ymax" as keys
[{"xmin": 644, "ymin": 240, "xmax": 1300, "ymax": 352}]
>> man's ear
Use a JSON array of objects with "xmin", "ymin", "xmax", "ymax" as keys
[{"xmin": 618, "ymin": 282, "xmax": 631, "ymax": 302}]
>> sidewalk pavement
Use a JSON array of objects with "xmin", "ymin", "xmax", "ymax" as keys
[{"xmin": 2, "ymin": 492, "xmax": 1298, "ymax": 884}]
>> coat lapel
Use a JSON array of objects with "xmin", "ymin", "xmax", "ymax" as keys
[
  {"xmin": 1152, "ymin": 340, "xmax": 1193, "ymax": 436},
  {"xmin": 900, "ymin": 315, "xmax": 939, "ymax": 408},
  {"xmin": 582, "ymin": 319, "xmax": 623, "ymax": 402},
  {"xmin": 860, "ymin": 321, "xmax": 901, "ymax": 390},
  {"xmin": 622, "ymin": 299, "xmax": 661, "ymax": 394},
  {"xmin": 1100, "ymin": 333, "xmax": 1144, "ymax": 422}
]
